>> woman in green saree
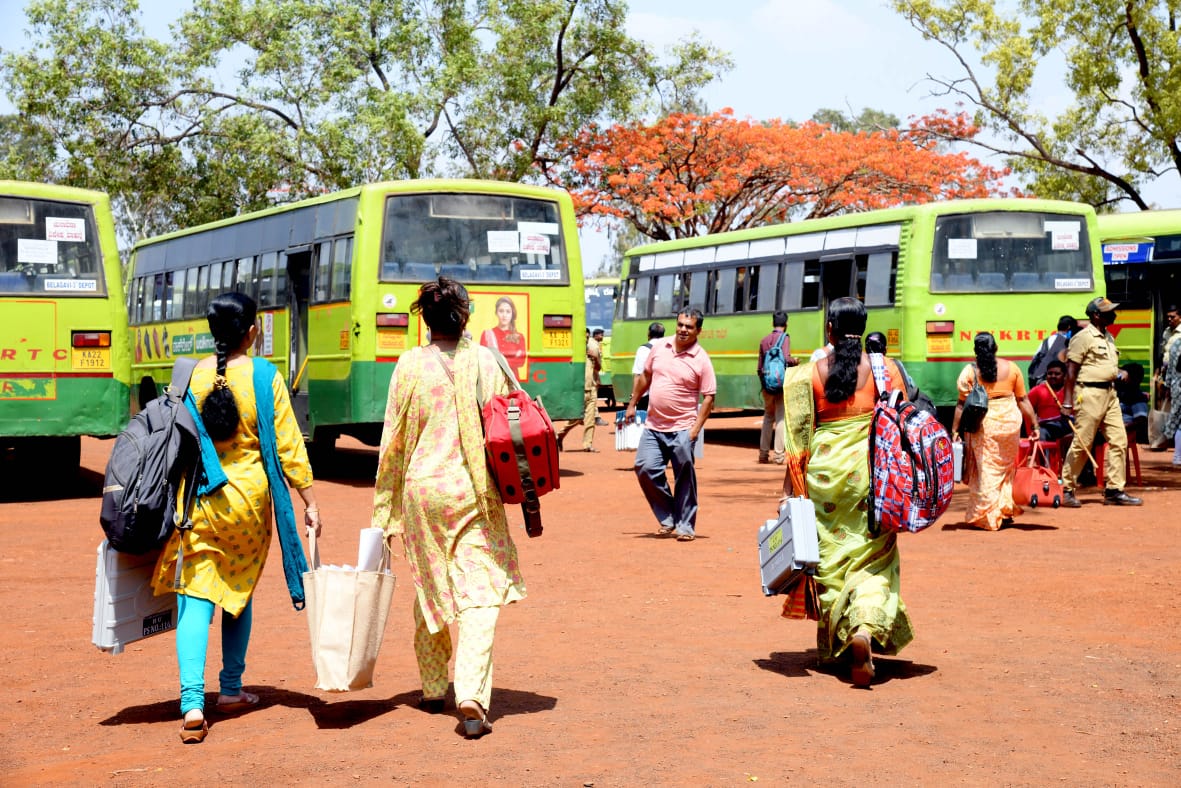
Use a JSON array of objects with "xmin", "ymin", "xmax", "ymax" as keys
[{"xmin": 780, "ymin": 297, "xmax": 913, "ymax": 687}]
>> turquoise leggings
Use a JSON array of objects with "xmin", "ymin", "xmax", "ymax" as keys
[{"xmin": 176, "ymin": 594, "xmax": 253, "ymax": 714}]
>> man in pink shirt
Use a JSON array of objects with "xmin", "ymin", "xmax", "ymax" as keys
[{"xmin": 624, "ymin": 309, "xmax": 717, "ymax": 542}]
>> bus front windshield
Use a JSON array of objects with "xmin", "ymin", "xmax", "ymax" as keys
[
  {"xmin": 380, "ymin": 193, "xmax": 568, "ymax": 284},
  {"xmin": 0, "ymin": 197, "xmax": 105, "ymax": 296},
  {"xmin": 931, "ymin": 211, "xmax": 1093, "ymax": 293}
]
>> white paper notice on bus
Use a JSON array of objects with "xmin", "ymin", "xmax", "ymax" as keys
[
  {"xmin": 1054, "ymin": 278, "xmax": 1090, "ymax": 290},
  {"xmin": 518, "ymin": 221, "xmax": 558, "ymax": 236},
  {"xmin": 520, "ymin": 233, "xmax": 551, "ymax": 254},
  {"xmin": 520, "ymin": 268, "xmax": 561, "ymax": 281},
  {"xmin": 43, "ymin": 278, "xmax": 97, "ymax": 292},
  {"xmin": 487, "ymin": 230, "xmax": 519, "ymax": 253},
  {"xmin": 262, "ymin": 312, "xmax": 274, "ymax": 357},
  {"xmin": 947, "ymin": 238, "xmax": 977, "ymax": 259},
  {"xmin": 1045, "ymin": 220, "xmax": 1081, "ymax": 250},
  {"xmin": 17, "ymin": 238, "xmax": 57, "ymax": 265},
  {"xmin": 45, "ymin": 217, "xmax": 86, "ymax": 242}
]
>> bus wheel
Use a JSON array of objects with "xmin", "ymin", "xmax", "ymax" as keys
[
  {"xmin": 138, "ymin": 377, "xmax": 158, "ymax": 411},
  {"xmin": 20, "ymin": 436, "xmax": 81, "ymax": 492},
  {"xmin": 307, "ymin": 428, "xmax": 338, "ymax": 468}
]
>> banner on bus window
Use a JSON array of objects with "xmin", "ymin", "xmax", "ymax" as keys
[{"xmin": 1103, "ymin": 242, "xmax": 1153, "ymax": 265}]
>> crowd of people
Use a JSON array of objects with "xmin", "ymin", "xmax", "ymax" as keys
[{"xmin": 157, "ymin": 278, "xmax": 1164, "ymax": 744}]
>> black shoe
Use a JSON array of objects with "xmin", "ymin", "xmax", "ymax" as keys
[
  {"xmin": 1103, "ymin": 490, "xmax": 1143, "ymax": 506},
  {"xmin": 417, "ymin": 696, "xmax": 446, "ymax": 714},
  {"xmin": 1061, "ymin": 491, "xmax": 1082, "ymax": 508}
]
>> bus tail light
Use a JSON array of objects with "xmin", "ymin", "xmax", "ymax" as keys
[
  {"xmin": 925, "ymin": 321, "xmax": 954, "ymax": 335},
  {"xmin": 376, "ymin": 313, "xmax": 409, "ymax": 328},
  {"xmin": 543, "ymin": 314, "xmax": 573, "ymax": 329},
  {"xmin": 72, "ymin": 331, "xmax": 111, "ymax": 348}
]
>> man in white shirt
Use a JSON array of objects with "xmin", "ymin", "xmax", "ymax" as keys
[{"xmin": 631, "ymin": 321, "xmax": 665, "ymax": 411}]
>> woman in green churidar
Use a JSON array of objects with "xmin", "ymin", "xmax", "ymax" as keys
[
  {"xmin": 152, "ymin": 292, "xmax": 322, "ymax": 743},
  {"xmin": 779, "ymin": 297, "xmax": 912, "ymax": 687}
]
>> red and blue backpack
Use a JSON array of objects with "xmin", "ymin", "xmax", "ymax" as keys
[{"xmin": 867, "ymin": 354, "xmax": 955, "ymax": 533}]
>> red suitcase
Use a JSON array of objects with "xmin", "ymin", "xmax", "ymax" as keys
[{"xmin": 1012, "ymin": 441, "xmax": 1062, "ymax": 508}]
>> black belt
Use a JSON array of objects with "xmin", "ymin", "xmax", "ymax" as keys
[{"xmin": 1080, "ymin": 381, "xmax": 1114, "ymax": 389}]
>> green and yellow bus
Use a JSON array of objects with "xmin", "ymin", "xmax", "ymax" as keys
[
  {"xmin": 126, "ymin": 180, "xmax": 585, "ymax": 453},
  {"xmin": 613, "ymin": 199, "xmax": 1104, "ymax": 411},
  {"xmin": 0, "ymin": 181, "xmax": 130, "ymax": 478},
  {"xmin": 1098, "ymin": 209, "xmax": 1181, "ymax": 385}
]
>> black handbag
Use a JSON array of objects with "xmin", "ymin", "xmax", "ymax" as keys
[{"xmin": 959, "ymin": 364, "xmax": 988, "ymax": 434}]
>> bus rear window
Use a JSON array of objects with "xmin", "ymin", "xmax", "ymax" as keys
[
  {"xmin": 380, "ymin": 193, "xmax": 568, "ymax": 284},
  {"xmin": 0, "ymin": 197, "xmax": 106, "ymax": 296},
  {"xmin": 930, "ymin": 211, "xmax": 1093, "ymax": 293}
]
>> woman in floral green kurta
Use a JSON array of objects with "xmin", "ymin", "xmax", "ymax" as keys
[{"xmin": 371, "ymin": 277, "xmax": 525, "ymax": 738}]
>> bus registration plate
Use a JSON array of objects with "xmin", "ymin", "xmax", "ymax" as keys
[
  {"xmin": 71, "ymin": 348, "xmax": 110, "ymax": 371},
  {"xmin": 543, "ymin": 329, "xmax": 571, "ymax": 349}
]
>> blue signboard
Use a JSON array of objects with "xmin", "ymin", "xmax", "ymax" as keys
[{"xmin": 1102, "ymin": 241, "xmax": 1153, "ymax": 264}]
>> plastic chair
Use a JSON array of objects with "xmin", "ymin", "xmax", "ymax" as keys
[
  {"xmin": 1011, "ymin": 272, "xmax": 1041, "ymax": 290},
  {"xmin": 438, "ymin": 264, "xmax": 474, "ymax": 281},
  {"xmin": 977, "ymin": 272, "xmax": 1007, "ymax": 291},
  {"xmin": 1019, "ymin": 438, "xmax": 1062, "ymax": 477},
  {"xmin": 943, "ymin": 273, "xmax": 975, "ymax": 290},
  {"xmin": 399, "ymin": 262, "xmax": 439, "ymax": 281},
  {"xmin": 1094, "ymin": 427, "xmax": 1142, "ymax": 487}
]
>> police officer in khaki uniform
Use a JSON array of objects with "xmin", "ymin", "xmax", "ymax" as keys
[{"xmin": 1061, "ymin": 297, "xmax": 1143, "ymax": 506}]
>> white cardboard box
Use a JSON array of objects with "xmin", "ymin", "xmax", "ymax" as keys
[{"xmin": 92, "ymin": 540, "xmax": 177, "ymax": 654}]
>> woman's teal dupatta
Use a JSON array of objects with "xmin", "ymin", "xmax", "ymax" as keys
[{"xmin": 182, "ymin": 359, "xmax": 308, "ymax": 610}]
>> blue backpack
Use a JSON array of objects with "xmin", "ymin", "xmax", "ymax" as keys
[{"xmin": 761, "ymin": 332, "xmax": 788, "ymax": 392}]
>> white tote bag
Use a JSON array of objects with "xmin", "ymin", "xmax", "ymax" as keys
[{"xmin": 303, "ymin": 530, "xmax": 396, "ymax": 692}]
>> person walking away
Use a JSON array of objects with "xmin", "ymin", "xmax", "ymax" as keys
[
  {"xmin": 757, "ymin": 311, "xmax": 796, "ymax": 464},
  {"xmin": 1161, "ymin": 306, "xmax": 1181, "ymax": 463},
  {"xmin": 625, "ymin": 309, "xmax": 716, "ymax": 542},
  {"xmin": 779, "ymin": 297, "xmax": 912, "ymax": 687},
  {"xmin": 152, "ymin": 292, "xmax": 323, "ymax": 744},
  {"xmin": 631, "ymin": 322, "xmax": 665, "ymax": 411},
  {"xmin": 1060, "ymin": 297, "xmax": 1142, "ymax": 506},
  {"xmin": 1028, "ymin": 315, "xmax": 1077, "ymax": 386},
  {"xmin": 951, "ymin": 332, "xmax": 1039, "ymax": 530},
  {"xmin": 371, "ymin": 276, "xmax": 526, "ymax": 738},
  {"xmin": 557, "ymin": 328, "xmax": 602, "ymax": 451}
]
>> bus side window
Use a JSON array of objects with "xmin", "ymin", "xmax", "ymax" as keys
[
  {"xmin": 713, "ymin": 267, "xmax": 737, "ymax": 314},
  {"xmin": 862, "ymin": 252, "xmax": 895, "ymax": 306},
  {"xmin": 800, "ymin": 260, "xmax": 821, "ymax": 309},
  {"xmin": 185, "ymin": 266, "xmax": 199, "ymax": 317},
  {"xmin": 169, "ymin": 269, "xmax": 186, "ymax": 320},
  {"xmin": 237, "ymin": 256, "xmax": 256, "ymax": 300},
  {"xmin": 630, "ymin": 276, "xmax": 652, "ymax": 319},
  {"xmin": 314, "ymin": 241, "xmax": 332, "ymax": 302},
  {"xmin": 331, "ymin": 237, "xmax": 352, "ymax": 300},
  {"xmin": 654, "ymin": 273, "xmax": 675, "ymax": 317},
  {"xmin": 779, "ymin": 260, "xmax": 804, "ymax": 311}
]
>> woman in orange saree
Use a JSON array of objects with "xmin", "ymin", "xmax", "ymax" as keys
[{"xmin": 952, "ymin": 332, "xmax": 1039, "ymax": 530}]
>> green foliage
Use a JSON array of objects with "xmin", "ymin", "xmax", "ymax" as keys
[
  {"xmin": 893, "ymin": 0, "xmax": 1181, "ymax": 209},
  {"xmin": 811, "ymin": 107, "xmax": 901, "ymax": 133},
  {"xmin": 1, "ymin": 0, "xmax": 729, "ymax": 243}
]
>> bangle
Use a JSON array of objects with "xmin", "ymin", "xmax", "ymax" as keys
[{"xmin": 305, "ymin": 508, "xmax": 319, "ymax": 515}]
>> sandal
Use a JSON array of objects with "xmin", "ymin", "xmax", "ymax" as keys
[
  {"xmin": 849, "ymin": 630, "xmax": 875, "ymax": 688},
  {"xmin": 215, "ymin": 690, "xmax": 260, "ymax": 714},
  {"xmin": 457, "ymin": 699, "xmax": 493, "ymax": 739},
  {"xmin": 179, "ymin": 714, "xmax": 208, "ymax": 744}
]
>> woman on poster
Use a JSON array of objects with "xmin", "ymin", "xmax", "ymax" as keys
[{"xmin": 480, "ymin": 296, "xmax": 527, "ymax": 380}]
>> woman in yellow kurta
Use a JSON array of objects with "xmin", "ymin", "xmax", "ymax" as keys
[
  {"xmin": 781, "ymin": 297, "xmax": 913, "ymax": 688},
  {"xmin": 952, "ymin": 332, "xmax": 1039, "ymax": 530},
  {"xmin": 152, "ymin": 292, "xmax": 321, "ymax": 743},
  {"xmin": 371, "ymin": 276, "xmax": 525, "ymax": 739}
]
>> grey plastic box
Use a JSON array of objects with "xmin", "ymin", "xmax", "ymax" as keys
[
  {"xmin": 92, "ymin": 540, "xmax": 177, "ymax": 654},
  {"xmin": 757, "ymin": 497, "xmax": 820, "ymax": 596}
]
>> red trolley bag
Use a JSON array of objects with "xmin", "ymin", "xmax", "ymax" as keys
[
  {"xmin": 1012, "ymin": 440, "xmax": 1062, "ymax": 508},
  {"xmin": 480, "ymin": 350, "xmax": 559, "ymax": 538}
]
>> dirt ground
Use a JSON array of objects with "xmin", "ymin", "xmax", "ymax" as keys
[{"xmin": 1, "ymin": 413, "xmax": 1178, "ymax": 785}]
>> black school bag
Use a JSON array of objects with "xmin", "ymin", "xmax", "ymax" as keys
[{"xmin": 100, "ymin": 358, "xmax": 201, "ymax": 554}]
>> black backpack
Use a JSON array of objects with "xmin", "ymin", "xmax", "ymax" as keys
[{"xmin": 100, "ymin": 358, "xmax": 201, "ymax": 554}]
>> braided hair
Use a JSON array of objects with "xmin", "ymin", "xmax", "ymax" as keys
[
  {"xmin": 974, "ymin": 332, "xmax": 998, "ymax": 383},
  {"xmin": 411, "ymin": 276, "xmax": 470, "ymax": 336},
  {"xmin": 823, "ymin": 297, "xmax": 867, "ymax": 403},
  {"xmin": 201, "ymin": 292, "xmax": 257, "ymax": 441}
]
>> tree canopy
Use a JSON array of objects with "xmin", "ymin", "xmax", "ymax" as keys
[
  {"xmin": 892, "ymin": 0, "xmax": 1181, "ymax": 210},
  {"xmin": 0, "ymin": 0, "xmax": 729, "ymax": 241},
  {"xmin": 547, "ymin": 109, "xmax": 1013, "ymax": 241}
]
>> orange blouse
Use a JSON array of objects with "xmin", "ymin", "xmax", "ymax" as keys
[
  {"xmin": 957, "ymin": 360, "xmax": 1026, "ymax": 401},
  {"xmin": 812, "ymin": 358, "xmax": 906, "ymax": 423}
]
